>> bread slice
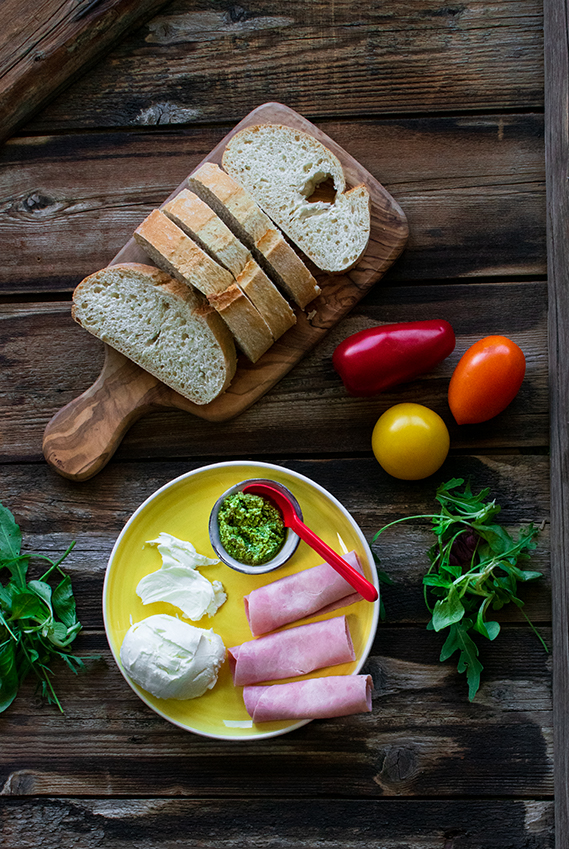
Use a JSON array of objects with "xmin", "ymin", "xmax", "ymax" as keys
[
  {"xmin": 134, "ymin": 209, "xmax": 234, "ymax": 296},
  {"xmin": 208, "ymin": 284, "xmax": 273, "ymax": 362},
  {"xmin": 236, "ymin": 259, "xmax": 296, "ymax": 340},
  {"xmin": 188, "ymin": 163, "xmax": 320, "ymax": 309},
  {"xmin": 221, "ymin": 124, "xmax": 371, "ymax": 273},
  {"xmin": 134, "ymin": 208, "xmax": 275, "ymax": 361},
  {"xmin": 163, "ymin": 189, "xmax": 250, "ymax": 278},
  {"xmin": 163, "ymin": 188, "xmax": 295, "ymax": 341},
  {"xmin": 71, "ymin": 263, "xmax": 237, "ymax": 405}
]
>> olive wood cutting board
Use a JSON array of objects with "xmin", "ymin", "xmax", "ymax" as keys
[{"xmin": 42, "ymin": 102, "xmax": 409, "ymax": 481}]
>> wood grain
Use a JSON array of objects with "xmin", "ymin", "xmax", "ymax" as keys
[
  {"xmin": 544, "ymin": 0, "xmax": 569, "ymax": 844},
  {"xmin": 0, "ymin": 281, "xmax": 545, "ymax": 464},
  {"xmin": 0, "ymin": 114, "xmax": 545, "ymax": 294},
  {"xmin": 0, "ymin": 0, "xmax": 172, "ymax": 145},
  {"xmin": 0, "ymin": 114, "xmax": 546, "ymax": 296},
  {"xmin": 23, "ymin": 0, "xmax": 544, "ymax": 133},
  {"xmin": 0, "ymin": 626, "xmax": 552, "ymax": 797},
  {"xmin": 41, "ymin": 102, "xmax": 408, "ymax": 480},
  {"xmin": 0, "ymin": 0, "xmax": 554, "ymax": 841},
  {"xmin": 0, "ymin": 798, "xmax": 554, "ymax": 849},
  {"xmin": 0, "ymin": 453, "xmax": 550, "ymax": 802}
]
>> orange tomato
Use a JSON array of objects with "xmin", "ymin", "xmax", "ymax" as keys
[{"xmin": 448, "ymin": 335, "xmax": 526, "ymax": 424}]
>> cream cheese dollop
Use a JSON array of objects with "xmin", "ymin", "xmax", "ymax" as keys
[
  {"xmin": 119, "ymin": 613, "xmax": 226, "ymax": 700},
  {"xmin": 137, "ymin": 532, "xmax": 226, "ymax": 620}
]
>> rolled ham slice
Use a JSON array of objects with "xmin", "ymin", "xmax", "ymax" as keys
[
  {"xmin": 243, "ymin": 674, "xmax": 373, "ymax": 722},
  {"xmin": 228, "ymin": 615, "xmax": 356, "ymax": 686},
  {"xmin": 244, "ymin": 550, "xmax": 366, "ymax": 636}
]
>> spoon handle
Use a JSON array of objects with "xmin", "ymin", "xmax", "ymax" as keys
[{"xmin": 290, "ymin": 516, "xmax": 378, "ymax": 602}]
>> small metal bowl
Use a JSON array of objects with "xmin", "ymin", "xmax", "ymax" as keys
[{"xmin": 209, "ymin": 478, "xmax": 302, "ymax": 574}]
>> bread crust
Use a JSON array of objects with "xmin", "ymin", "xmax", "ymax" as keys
[
  {"xmin": 163, "ymin": 189, "xmax": 250, "ymax": 278},
  {"xmin": 188, "ymin": 163, "xmax": 320, "ymax": 309},
  {"xmin": 208, "ymin": 284, "xmax": 273, "ymax": 362},
  {"xmin": 222, "ymin": 124, "xmax": 371, "ymax": 273},
  {"xmin": 134, "ymin": 209, "xmax": 234, "ymax": 297},
  {"xmin": 164, "ymin": 187, "xmax": 297, "ymax": 340},
  {"xmin": 72, "ymin": 263, "xmax": 237, "ymax": 404},
  {"xmin": 236, "ymin": 259, "xmax": 296, "ymax": 339}
]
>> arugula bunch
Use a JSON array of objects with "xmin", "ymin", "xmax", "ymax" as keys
[
  {"xmin": 373, "ymin": 478, "xmax": 545, "ymax": 701},
  {"xmin": 0, "ymin": 501, "xmax": 87, "ymax": 713}
]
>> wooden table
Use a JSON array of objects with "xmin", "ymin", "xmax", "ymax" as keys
[{"xmin": 0, "ymin": 1, "xmax": 563, "ymax": 846}]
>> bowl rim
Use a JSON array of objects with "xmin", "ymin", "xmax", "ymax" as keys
[{"xmin": 208, "ymin": 477, "xmax": 302, "ymax": 574}]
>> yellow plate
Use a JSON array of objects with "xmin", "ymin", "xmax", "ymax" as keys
[{"xmin": 103, "ymin": 460, "xmax": 379, "ymax": 740}]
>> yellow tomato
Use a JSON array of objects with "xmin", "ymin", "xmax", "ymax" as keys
[{"xmin": 371, "ymin": 403, "xmax": 450, "ymax": 480}]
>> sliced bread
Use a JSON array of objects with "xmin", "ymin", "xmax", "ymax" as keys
[
  {"xmin": 163, "ymin": 189, "xmax": 250, "ymax": 278},
  {"xmin": 134, "ymin": 209, "xmax": 234, "ymax": 297},
  {"xmin": 163, "ymin": 188, "xmax": 295, "ymax": 341},
  {"xmin": 188, "ymin": 163, "xmax": 321, "ymax": 309},
  {"xmin": 208, "ymin": 284, "xmax": 273, "ymax": 363},
  {"xmin": 236, "ymin": 259, "xmax": 296, "ymax": 340},
  {"xmin": 71, "ymin": 263, "xmax": 237, "ymax": 405},
  {"xmin": 134, "ymin": 208, "xmax": 274, "ymax": 361},
  {"xmin": 221, "ymin": 124, "xmax": 371, "ymax": 273}
]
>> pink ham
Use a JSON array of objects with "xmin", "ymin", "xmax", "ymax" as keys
[
  {"xmin": 243, "ymin": 674, "xmax": 373, "ymax": 722},
  {"xmin": 243, "ymin": 550, "xmax": 366, "ymax": 636},
  {"xmin": 228, "ymin": 615, "xmax": 356, "ymax": 686}
]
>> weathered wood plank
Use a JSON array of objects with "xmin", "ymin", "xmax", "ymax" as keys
[
  {"xmin": 0, "ymin": 0, "xmax": 172, "ymax": 145},
  {"xmin": 0, "ymin": 455, "xmax": 550, "ymax": 628},
  {"xmin": 544, "ymin": 0, "xmax": 569, "ymax": 845},
  {"xmin": 0, "ymin": 625, "xmax": 551, "ymax": 797},
  {"xmin": 0, "ymin": 798, "xmax": 554, "ymax": 849},
  {"xmin": 0, "ymin": 115, "xmax": 545, "ymax": 292},
  {"xmin": 22, "ymin": 0, "xmax": 544, "ymax": 133},
  {"xmin": 0, "ymin": 281, "xmax": 547, "ymax": 463}
]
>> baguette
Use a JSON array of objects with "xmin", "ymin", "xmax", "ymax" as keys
[
  {"xmin": 163, "ymin": 189, "xmax": 250, "ymax": 278},
  {"xmin": 134, "ymin": 209, "xmax": 234, "ymax": 297},
  {"xmin": 236, "ymin": 259, "xmax": 296, "ymax": 340},
  {"xmin": 221, "ymin": 124, "xmax": 371, "ymax": 273},
  {"xmin": 188, "ymin": 163, "xmax": 321, "ymax": 309},
  {"xmin": 163, "ymin": 189, "xmax": 295, "ymax": 341},
  {"xmin": 71, "ymin": 263, "xmax": 237, "ymax": 404},
  {"xmin": 135, "ymin": 208, "xmax": 273, "ymax": 361},
  {"xmin": 208, "ymin": 284, "xmax": 273, "ymax": 363}
]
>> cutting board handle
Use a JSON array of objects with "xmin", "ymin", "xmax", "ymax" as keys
[{"xmin": 43, "ymin": 346, "xmax": 170, "ymax": 481}]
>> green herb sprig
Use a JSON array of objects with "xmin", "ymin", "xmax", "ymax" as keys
[
  {"xmin": 372, "ymin": 478, "xmax": 546, "ymax": 701},
  {"xmin": 0, "ymin": 502, "xmax": 87, "ymax": 713}
]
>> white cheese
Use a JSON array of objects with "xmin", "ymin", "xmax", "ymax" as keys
[
  {"xmin": 137, "ymin": 532, "xmax": 226, "ymax": 620},
  {"xmin": 119, "ymin": 613, "xmax": 226, "ymax": 700}
]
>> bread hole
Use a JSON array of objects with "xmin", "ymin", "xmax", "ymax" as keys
[{"xmin": 302, "ymin": 173, "xmax": 337, "ymax": 204}]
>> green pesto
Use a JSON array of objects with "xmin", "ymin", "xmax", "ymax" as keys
[{"xmin": 217, "ymin": 492, "xmax": 286, "ymax": 566}]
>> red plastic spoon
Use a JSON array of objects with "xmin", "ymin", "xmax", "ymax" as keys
[{"xmin": 243, "ymin": 482, "xmax": 378, "ymax": 602}]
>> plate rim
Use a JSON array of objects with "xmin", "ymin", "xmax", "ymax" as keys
[{"xmin": 102, "ymin": 459, "xmax": 380, "ymax": 741}]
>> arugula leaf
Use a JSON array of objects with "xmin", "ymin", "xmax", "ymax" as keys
[
  {"xmin": 28, "ymin": 580, "xmax": 53, "ymax": 608},
  {"xmin": 373, "ymin": 478, "xmax": 545, "ymax": 701},
  {"xmin": 0, "ymin": 502, "xmax": 91, "ymax": 713},
  {"xmin": 9, "ymin": 590, "xmax": 48, "ymax": 621},
  {"xmin": 432, "ymin": 584, "xmax": 465, "ymax": 631},
  {"xmin": 0, "ymin": 504, "xmax": 21, "ymax": 563},
  {"xmin": 0, "ymin": 634, "xmax": 18, "ymax": 712},
  {"xmin": 440, "ymin": 621, "xmax": 484, "ymax": 702},
  {"xmin": 52, "ymin": 576, "xmax": 77, "ymax": 628}
]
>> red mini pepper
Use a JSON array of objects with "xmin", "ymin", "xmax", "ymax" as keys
[{"xmin": 332, "ymin": 319, "xmax": 456, "ymax": 396}]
